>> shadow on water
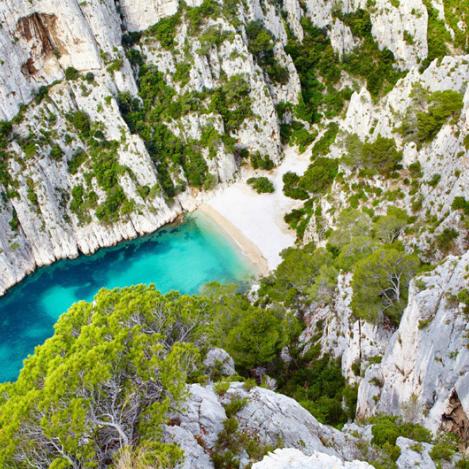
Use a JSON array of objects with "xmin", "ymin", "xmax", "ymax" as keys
[{"xmin": 0, "ymin": 214, "xmax": 254, "ymax": 382}]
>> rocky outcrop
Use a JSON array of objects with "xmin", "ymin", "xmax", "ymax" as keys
[
  {"xmin": 164, "ymin": 382, "xmax": 366, "ymax": 468},
  {"xmin": 356, "ymin": 253, "xmax": 469, "ymax": 437},
  {"xmin": 252, "ymin": 448, "xmax": 373, "ymax": 469}
]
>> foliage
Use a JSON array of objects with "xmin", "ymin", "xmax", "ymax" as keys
[
  {"xmin": 285, "ymin": 19, "xmax": 347, "ymax": 122},
  {"xmin": 147, "ymin": 12, "xmax": 181, "ymax": 49},
  {"xmin": 415, "ymin": 90, "xmax": 463, "ymax": 144},
  {"xmin": 345, "ymin": 134, "xmax": 402, "ymax": 174},
  {"xmin": 250, "ymin": 151, "xmax": 274, "ymax": 170},
  {"xmin": 370, "ymin": 415, "xmax": 432, "ymax": 463},
  {"xmin": 280, "ymin": 120, "xmax": 316, "ymax": 152},
  {"xmin": 203, "ymin": 283, "xmax": 291, "ymax": 372},
  {"xmin": 282, "ymin": 171, "xmax": 309, "ymax": 200},
  {"xmin": 351, "ymin": 247, "xmax": 419, "ymax": 324},
  {"xmin": 259, "ymin": 244, "xmax": 336, "ymax": 308},
  {"xmin": 300, "ymin": 157, "xmax": 338, "ymax": 194},
  {"xmin": 373, "ymin": 207, "xmax": 409, "ymax": 243},
  {"xmin": 246, "ymin": 21, "xmax": 289, "ymax": 84},
  {"xmin": 399, "ymin": 89, "xmax": 463, "ymax": 146},
  {"xmin": 328, "ymin": 208, "xmax": 372, "ymax": 249},
  {"xmin": 209, "ymin": 74, "xmax": 253, "ymax": 134},
  {"xmin": 436, "ymin": 228, "xmax": 458, "ymax": 253},
  {"xmin": 277, "ymin": 354, "xmax": 357, "ymax": 427},
  {"xmin": 247, "ymin": 176, "xmax": 275, "ymax": 193},
  {"xmin": 452, "ymin": 196, "xmax": 469, "ymax": 215},
  {"xmin": 311, "ymin": 122, "xmax": 339, "ymax": 159},
  {"xmin": 429, "ymin": 433, "xmax": 458, "ymax": 462},
  {"xmin": 335, "ymin": 9, "xmax": 403, "ymax": 97},
  {"xmin": 421, "ymin": 0, "xmax": 451, "ymax": 69},
  {"xmin": 0, "ymin": 286, "xmax": 215, "ymax": 468},
  {"xmin": 64, "ymin": 67, "xmax": 79, "ymax": 80}
]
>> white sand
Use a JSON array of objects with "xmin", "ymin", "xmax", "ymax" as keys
[{"xmin": 200, "ymin": 146, "xmax": 310, "ymax": 271}]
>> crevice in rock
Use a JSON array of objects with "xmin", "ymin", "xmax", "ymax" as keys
[{"xmin": 440, "ymin": 389, "xmax": 469, "ymax": 449}]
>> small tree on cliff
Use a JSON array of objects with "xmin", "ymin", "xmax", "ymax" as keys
[{"xmin": 351, "ymin": 247, "xmax": 419, "ymax": 324}]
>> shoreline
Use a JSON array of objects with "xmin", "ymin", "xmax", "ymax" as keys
[
  {"xmin": 1, "ymin": 145, "xmax": 310, "ymax": 297},
  {"xmin": 196, "ymin": 204, "xmax": 270, "ymax": 277}
]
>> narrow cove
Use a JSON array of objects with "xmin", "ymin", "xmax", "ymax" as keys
[{"xmin": 0, "ymin": 213, "xmax": 255, "ymax": 382}]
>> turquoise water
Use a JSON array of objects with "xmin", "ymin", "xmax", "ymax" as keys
[{"xmin": 0, "ymin": 214, "xmax": 254, "ymax": 382}]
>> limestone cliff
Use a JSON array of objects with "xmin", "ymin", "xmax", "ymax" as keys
[{"xmin": 1, "ymin": 0, "xmax": 462, "ymax": 295}]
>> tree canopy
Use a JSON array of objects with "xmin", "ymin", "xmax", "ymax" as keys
[{"xmin": 0, "ymin": 286, "xmax": 213, "ymax": 468}]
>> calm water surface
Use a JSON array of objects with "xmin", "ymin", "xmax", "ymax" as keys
[{"xmin": 0, "ymin": 213, "xmax": 253, "ymax": 381}]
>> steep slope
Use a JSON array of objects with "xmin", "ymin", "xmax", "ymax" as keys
[{"xmin": 2, "ymin": 0, "xmax": 464, "ymax": 295}]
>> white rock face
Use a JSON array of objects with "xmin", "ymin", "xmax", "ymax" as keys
[
  {"xmin": 164, "ymin": 382, "xmax": 365, "ymax": 468},
  {"xmin": 252, "ymin": 448, "xmax": 373, "ymax": 469},
  {"xmin": 299, "ymin": 0, "xmax": 428, "ymax": 68},
  {"xmin": 300, "ymin": 273, "xmax": 392, "ymax": 384},
  {"xmin": 203, "ymin": 348, "xmax": 236, "ymax": 377},
  {"xmin": 357, "ymin": 253, "xmax": 469, "ymax": 434},
  {"xmin": 395, "ymin": 437, "xmax": 436, "ymax": 469}
]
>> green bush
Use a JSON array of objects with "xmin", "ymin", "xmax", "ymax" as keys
[
  {"xmin": 300, "ymin": 157, "xmax": 338, "ymax": 194},
  {"xmin": 345, "ymin": 134, "xmax": 402, "ymax": 174},
  {"xmin": 250, "ymin": 152, "xmax": 274, "ymax": 170},
  {"xmin": 436, "ymin": 228, "xmax": 458, "ymax": 252},
  {"xmin": 0, "ymin": 286, "xmax": 208, "ymax": 468},
  {"xmin": 282, "ymin": 172, "xmax": 309, "ymax": 200},
  {"xmin": 351, "ymin": 247, "xmax": 419, "ymax": 324},
  {"xmin": 371, "ymin": 416, "xmax": 432, "ymax": 449},
  {"xmin": 429, "ymin": 433, "xmax": 458, "ymax": 462},
  {"xmin": 285, "ymin": 18, "xmax": 345, "ymax": 122},
  {"xmin": 335, "ymin": 9, "xmax": 403, "ymax": 97},
  {"xmin": 147, "ymin": 12, "xmax": 181, "ymax": 49},
  {"xmin": 247, "ymin": 176, "xmax": 275, "ymax": 193},
  {"xmin": 311, "ymin": 123, "xmax": 339, "ymax": 158},
  {"xmin": 64, "ymin": 66, "xmax": 79, "ymax": 80},
  {"xmin": 280, "ymin": 121, "xmax": 316, "ymax": 151},
  {"xmin": 246, "ymin": 21, "xmax": 289, "ymax": 84},
  {"xmin": 421, "ymin": 0, "xmax": 451, "ymax": 69},
  {"xmin": 416, "ymin": 90, "xmax": 463, "ymax": 143},
  {"xmin": 66, "ymin": 110, "xmax": 91, "ymax": 138},
  {"xmin": 452, "ymin": 196, "xmax": 469, "ymax": 215}
]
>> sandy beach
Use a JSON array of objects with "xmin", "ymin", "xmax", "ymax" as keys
[{"xmin": 198, "ymin": 146, "xmax": 310, "ymax": 272}]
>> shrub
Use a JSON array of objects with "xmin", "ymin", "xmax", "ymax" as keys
[
  {"xmin": 421, "ymin": 0, "xmax": 450, "ymax": 69},
  {"xmin": 247, "ymin": 176, "xmax": 275, "ymax": 193},
  {"xmin": 214, "ymin": 381, "xmax": 230, "ymax": 396},
  {"xmin": 429, "ymin": 433, "xmax": 458, "ymax": 462},
  {"xmin": 371, "ymin": 416, "xmax": 432, "ymax": 448},
  {"xmin": 280, "ymin": 121, "xmax": 316, "ymax": 151},
  {"xmin": 49, "ymin": 144, "xmax": 63, "ymax": 161},
  {"xmin": 147, "ymin": 13, "xmax": 181, "ymax": 49},
  {"xmin": 452, "ymin": 196, "xmax": 469, "ymax": 215},
  {"xmin": 436, "ymin": 228, "xmax": 458, "ymax": 252},
  {"xmin": 285, "ymin": 18, "xmax": 344, "ymax": 122},
  {"xmin": 66, "ymin": 110, "xmax": 91, "ymax": 138},
  {"xmin": 224, "ymin": 397, "xmax": 248, "ymax": 417},
  {"xmin": 334, "ymin": 9, "xmax": 403, "ymax": 97},
  {"xmin": 282, "ymin": 172, "xmax": 309, "ymax": 200},
  {"xmin": 351, "ymin": 248, "xmax": 419, "ymax": 324},
  {"xmin": 250, "ymin": 152, "xmax": 274, "ymax": 170},
  {"xmin": 64, "ymin": 66, "xmax": 79, "ymax": 80},
  {"xmin": 300, "ymin": 157, "xmax": 338, "ymax": 194},
  {"xmin": 311, "ymin": 122, "xmax": 339, "ymax": 158},
  {"xmin": 246, "ymin": 21, "xmax": 289, "ymax": 84},
  {"xmin": 416, "ymin": 90, "xmax": 463, "ymax": 143}
]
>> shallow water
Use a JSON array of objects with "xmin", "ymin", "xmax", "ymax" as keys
[{"xmin": 0, "ymin": 213, "xmax": 254, "ymax": 381}]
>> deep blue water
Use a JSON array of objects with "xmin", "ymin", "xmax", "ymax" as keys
[{"xmin": 0, "ymin": 213, "xmax": 253, "ymax": 382}]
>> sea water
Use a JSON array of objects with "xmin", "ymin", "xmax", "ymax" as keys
[{"xmin": 0, "ymin": 213, "xmax": 254, "ymax": 381}]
